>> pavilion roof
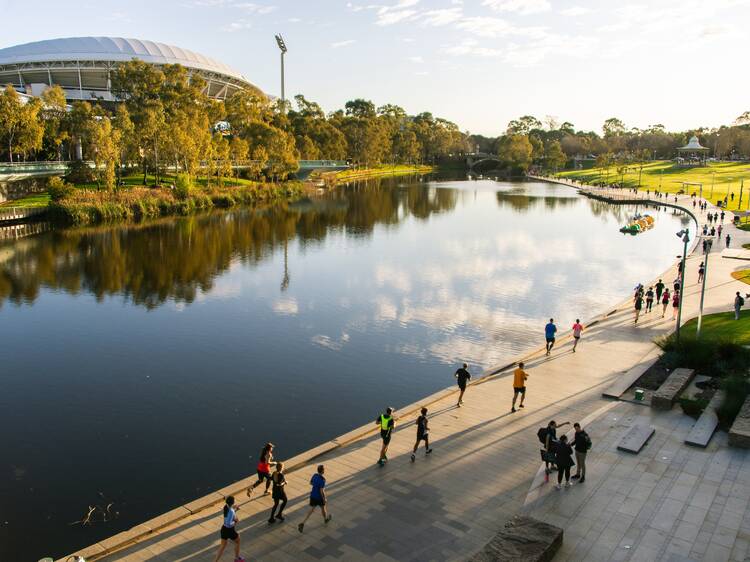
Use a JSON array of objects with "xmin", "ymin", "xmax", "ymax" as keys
[{"xmin": 678, "ymin": 136, "xmax": 709, "ymax": 151}]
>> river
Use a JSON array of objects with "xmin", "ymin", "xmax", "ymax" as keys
[{"xmin": 0, "ymin": 175, "xmax": 689, "ymax": 560}]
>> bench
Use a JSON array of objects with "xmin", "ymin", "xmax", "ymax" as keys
[
  {"xmin": 651, "ymin": 368, "xmax": 695, "ymax": 410},
  {"xmin": 470, "ymin": 515, "xmax": 562, "ymax": 562},
  {"xmin": 617, "ymin": 424, "xmax": 655, "ymax": 454},
  {"xmin": 685, "ymin": 391, "xmax": 724, "ymax": 448},
  {"xmin": 729, "ymin": 396, "xmax": 750, "ymax": 449}
]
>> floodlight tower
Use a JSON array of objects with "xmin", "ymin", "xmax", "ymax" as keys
[{"xmin": 275, "ymin": 34, "xmax": 287, "ymax": 104}]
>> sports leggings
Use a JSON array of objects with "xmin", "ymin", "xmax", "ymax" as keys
[
  {"xmin": 270, "ymin": 496, "xmax": 287, "ymax": 519},
  {"xmin": 557, "ymin": 466, "xmax": 570, "ymax": 484}
]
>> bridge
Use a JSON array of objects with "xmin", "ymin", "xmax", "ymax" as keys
[
  {"xmin": 466, "ymin": 152, "xmax": 502, "ymax": 172},
  {"xmin": 0, "ymin": 159, "xmax": 349, "ymax": 183}
]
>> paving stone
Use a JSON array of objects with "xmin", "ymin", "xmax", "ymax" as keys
[
  {"xmin": 617, "ymin": 425, "xmax": 656, "ymax": 454},
  {"xmin": 468, "ymin": 515, "xmax": 563, "ymax": 562}
]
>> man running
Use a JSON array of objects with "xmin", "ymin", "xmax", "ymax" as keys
[
  {"xmin": 572, "ymin": 319, "xmax": 583, "ymax": 352},
  {"xmin": 454, "ymin": 363, "xmax": 471, "ymax": 406},
  {"xmin": 298, "ymin": 465, "xmax": 331, "ymax": 533},
  {"xmin": 655, "ymin": 279, "xmax": 665, "ymax": 302},
  {"xmin": 545, "ymin": 318, "xmax": 557, "ymax": 355},
  {"xmin": 411, "ymin": 407, "xmax": 433, "ymax": 461},
  {"xmin": 511, "ymin": 362, "xmax": 528, "ymax": 412},
  {"xmin": 375, "ymin": 407, "xmax": 395, "ymax": 465}
]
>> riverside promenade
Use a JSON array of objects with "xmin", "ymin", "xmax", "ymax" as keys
[{"xmin": 61, "ymin": 182, "xmax": 750, "ymax": 562}]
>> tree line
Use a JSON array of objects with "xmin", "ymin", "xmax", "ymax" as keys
[
  {"xmin": 0, "ymin": 60, "xmax": 471, "ymax": 189},
  {"xmin": 473, "ymin": 113, "xmax": 750, "ymax": 174}
]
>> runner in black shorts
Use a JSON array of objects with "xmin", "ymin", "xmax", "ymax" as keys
[
  {"xmin": 411, "ymin": 407, "xmax": 433, "ymax": 462},
  {"xmin": 454, "ymin": 363, "xmax": 471, "ymax": 407},
  {"xmin": 376, "ymin": 407, "xmax": 395, "ymax": 465},
  {"xmin": 213, "ymin": 496, "xmax": 245, "ymax": 562}
]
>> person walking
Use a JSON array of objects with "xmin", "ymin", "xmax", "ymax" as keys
[
  {"xmin": 571, "ymin": 423, "xmax": 591, "ymax": 483},
  {"xmin": 655, "ymin": 279, "xmax": 665, "ymax": 302},
  {"xmin": 721, "ymin": 210, "xmax": 725, "ymax": 223},
  {"xmin": 213, "ymin": 496, "xmax": 244, "ymax": 562},
  {"xmin": 247, "ymin": 443, "xmax": 275, "ymax": 498},
  {"xmin": 545, "ymin": 318, "xmax": 557, "ymax": 355},
  {"xmin": 554, "ymin": 435, "xmax": 575, "ymax": 489},
  {"xmin": 268, "ymin": 462, "xmax": 288, "ymax": 524},
  {"xmin": 710, "ymin": 226, "xmax": 716, "ymax": 237},
  {"xmin": 718, "ymin": 224, "xmax": 723, "ymax": 238},
  {"xmin": 673, "ymin": 276, "xmax": 681, "ymax": 294},
  {"xmin": 634, "ymin": 291, "xmax": 644, "ymax": 324},
  {"xmin": 454, "ymin": 363, "xmax": 471, "ymax": 407},
  {"xmin": 661, "ymin": 288, "xmax": 671, "ymax": 318},
  {"xmin": 511, "ymin": 362, "xmax": 528, "ymax": 412},
  {"xmin": 571, "ymin": 319, "xmax": 583, "ymax": 351},
  {"xmin": 698, "ymin": 262, "xmax": 705, "ymax": 284},
  {"xmin": 672, "ymin": 290, "xmax": 680, "ymax": 320},
  {"xmin": 726, "ymin": 234, "xmax": 731, "ymax": 248},
  {"xmin": 298, "ymin": 465, "xmax": 332, "ymax": 533},
  {"xmin": 735, "ymin": 291, "xmax": 747, "ymax": 320},
  {"xmin": 645, "ymin": 287, "xmax": 654, "ymax": 313},
  {"xmin": 411, "ymin": 407, "xmax": 433, "ymax": 461},
  {"xmin": 376, "ymin": 407, "xmax": 395, "ymax": 465}
]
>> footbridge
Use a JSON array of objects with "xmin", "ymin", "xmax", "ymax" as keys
[{"xmin": 466, "ymin": 152, "xmax": 502, "ymax": 172}]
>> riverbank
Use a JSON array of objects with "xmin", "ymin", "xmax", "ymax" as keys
[
  {"xmin": 327, "ymin": 164, "xmax": 433, "ymax": 183},
  {"xmin": 57, "ymin": 181, "xmax": 750, "ymax": 561}
]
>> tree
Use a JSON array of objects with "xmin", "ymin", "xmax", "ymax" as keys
[
  {"xmin": 602, "ymin": 117, "xmax": 626, "ymax": 137},
  {"xmin": 506, "ymin": 115, "xmax": 542, "ymax": 136},
  {"xmin": 89, "ymin": 117, "xmax": 122, "ymax": 191},
  {"xmin": 544, "ymin": 140, "xmax": 567, "ymax": 171},
  {"xmin": 40, "ymin": 85, "xmax": 69, "ymax": 160},
  {"xmin": 229, "ymin": 136, "xmax": 249, "ymax": 182},
  {"xmin": 0, "ymin": 85, "xmax": 43, "ymax": 162},
  {"xmin": 497, "ymin": 134, "xmax": 533, "ymax": 171}
]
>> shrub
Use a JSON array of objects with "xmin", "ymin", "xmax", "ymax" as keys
[
  {"xmin": 717, "ymin": 376, "xmax": 750, "ymax": 427},
  {"xmin": 174, "ymin": 173, "xmax": 193, "ymax": 200},
  {"xmin": 48, "ymin": 177, "xmax": 73, "ymax": 201},
  {"xmin": 656, "ymin": 335, "xmax": 750, "ymax": 378},
  {"xmin": 679, "ymin": 396, "xmax": 709, "ymax": 419}
]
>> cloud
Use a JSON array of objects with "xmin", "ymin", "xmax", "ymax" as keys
[
  {"xmin": 416, "ymin": 70, "xmax": 430, "ymax": 75},
  {"xmin": 482, "ymin": 0, "xmax": 551, "ymax": 15},
  {"xmin": 442, "ymin": 38, "xmax": 504, "ymax": 57},
  {"xmin": 560, "ymin": 5, "xmax": 590, "ymax": 16},
  {"xmin": 272, "ymin": 297, "xmax": 298, "ymax": 315},
  {"xmin": 222, "ymin": 19, "xmax": 252, "ymax": 31},
  {"xmin": 331, "ymin": 39, "xmax": 357, "ymax": 48},
  {"xmin": 233, "ymin": 2, "xmax": 276, "ymax": 13},
  {"xmin": 376, "ymin": 8, "xmax": 419, "ymax": 25},
  {"xmin": 311, "ymin": 332, "xmax": 350, "ymax": 351},
  {"xmin": 421, "ymin": 7, "xmax": 463, "ymax": 26},
  {"xmin": 408, "ymin": 55, "xmax": 424, "ymax": 63}
]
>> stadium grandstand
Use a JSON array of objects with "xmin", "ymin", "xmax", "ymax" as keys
[{"xmin": 0, "ymin": 36, "xmax": 261, "ymax": 102}]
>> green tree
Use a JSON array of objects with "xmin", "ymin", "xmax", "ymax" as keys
[
  {"xmin": 0, "ymin": 85, "xmax": 43, "ymax": 162},
  {"xmin": 497, "ymin": 134, "xmax": 533, "ymax": 171},
  {"xmin": 40, "ymin": 85, "xmax": 69, "ymax": 160},
  {"xmin": 544, "ymin": 140, "xmax": 567, "ymax": 171}
]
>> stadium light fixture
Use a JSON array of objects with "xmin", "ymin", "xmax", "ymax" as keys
[{"xmin": 274, "ymin": 34, "xmax": 287, "ymax": 104}]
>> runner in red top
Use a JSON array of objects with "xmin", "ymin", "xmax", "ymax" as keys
[{"xmin": 247, "ymin": 442, "xmax": 275, "ymax": 498}]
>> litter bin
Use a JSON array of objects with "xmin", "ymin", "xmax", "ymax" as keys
[{"xmin": 634, "ymin": 389, "xmax": 645, "ymax": 401}]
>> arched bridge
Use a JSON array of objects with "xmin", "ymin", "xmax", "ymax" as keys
[{"xmin": 466, "ymin": 152, "xmax": 502, "ymax": 172}]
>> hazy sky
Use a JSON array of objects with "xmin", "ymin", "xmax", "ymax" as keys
[{"xmin": 2, "ymin": 0, "xmax": 749, "ymax": 136}]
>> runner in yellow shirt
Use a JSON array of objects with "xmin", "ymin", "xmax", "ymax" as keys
[{"xmin": 511, "ymin": 362, "xmax": 528, "ymax": 413}]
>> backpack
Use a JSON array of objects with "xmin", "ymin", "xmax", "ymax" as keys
[
  {"xmin": 584, "ymin": 432, "xmax": 592, "ymax": 451},
  {"xmin": 740, "ymin": 297, "xmax": 746, "ymax": 307},
  {"xmin": 537, "ymin": 427, "xmax": 549, "ymax": 445}
]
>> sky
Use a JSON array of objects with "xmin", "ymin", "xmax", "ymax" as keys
[{"xmin": 2, "ymin": 0, "xmax": 749, "ymax": 136}]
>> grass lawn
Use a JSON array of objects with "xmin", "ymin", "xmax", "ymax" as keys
[
  {"xmin": 76, "ymin": 173, "xmax": 259, "ymax": 190},
  {"xmin": 334, "ymin": 164, "xmax": 433, "ymax": 181},
  {"xmin": 0, "ymin": 193, "xmax": 51, "ymax": 208},
  {"xmin": 681, "ymin": 311, "xmax": 750, "ymax": 345},
  {"xmin": 559, "ymin": 161, "xmax": 750, "ymax": 212},
  {"xmin": 732, "ymin": 269, "xmax": 750, "ymax": 286}
]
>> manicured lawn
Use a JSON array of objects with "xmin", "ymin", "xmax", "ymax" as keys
[
  {"xmin": 681, "ymin": 311, "xmax": 750, "ymax": 345},
  {"xmin": 732, "ymin": 269, "xmax": 750, "ymax": 286},
  {"xmin": 559, "ymin": 161, "xmax": 750, "ymax": 212},
  {"xmin": 334, "ymin": 164, "xmax": 433, "ymax": 181},
  {"xmin": 0, "ymin": 193, "xmax": 51, "ymax": 208}
]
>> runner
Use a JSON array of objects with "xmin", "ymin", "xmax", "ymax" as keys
[
  {"xmin": 213, "ymin": 496, "xmax": 244, "ymax": 562},
  {"xmin": 298, "ymin": 465, "xmax": 332, "ymax": 533},
  {"xmin": 726, "ymin": 234, "xmax": 731, "ymax": 248},
  {"xmin": 545, "ymin": 318, "xmax": 557, "ymax": 356},
  {"xmin": 655, "ymin": 279, "xmax": 665, "ymax": 302},
  {"xmin": 411, "ymin": 407, "xmax": 433, "ymax": 461},
  {"xmin": 268, "ymin": 462, "xmax": 288, "ymax": 524},
  {"xmin": 376, "ymin": 407, "xmax": 395, "ymax": 465},
  {"xmin": 672, "ymin": 290, "xmax": 680, "ymax": 320},
  {"xmin": 645, "ymin": 287, "xmax": 654, "ymax": 313},
  {"xmin": 661, "ymin": 288, "xmax": 670, "ymax": 318},
  {"xmin": 698, "ymin": 262, "xmax": 705, "ymax": 284},
  {"xmin": 454, "ymin": 363, "xmax": 471, "ymax": 407},
  {"xmin": 634, "ymin": 290, "xmax": 644, "ymax": 324},
  {"xmin": 511, "ymin": 362, "xmax": 528, "ymax": 412},
  {"xmin": 247, "ymin": 443, "xmax": 275, "ymax": 498},
  {"xmin": 571, "ymin": 319, "xmax": 583, "ymax": 352}
]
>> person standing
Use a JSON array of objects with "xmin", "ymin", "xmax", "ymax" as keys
[
  {"xmin": 268, "ymin": 462, "xmax": 288, "ymax": 524},
  {"xmin": 721, "ymin": 210, "xmax": 725, "ymax": 223},
  {"xmin": 735, "ymin": 291, "xmax": 747, "ymax": 320},
  {"xmin": 511, "ymin": 362, "xmax": 528, "ymax": 412},
  {"xmin": 411, "ymin": 407, "xmax": 433, "ymax": 461},
  {"xmin": 545, "ymin": 318, "xmax": 557, "ymax": 355},
  {"xmin": 655, "ymin": 279, "xmax": 665, "ymax": 302},
  {"xmin": 634, "ymin": 291, "xmax": 644, "ymax": 324},
  {"xmin": 247, "ymin": 443, "xmax": 275, "ymax": 498},
  {"xmin": 661, "ymin": 288, "xmax": 671, "ymax": 318},
  {"xmin": 554, "ymin": 435, "xmax": 575, "ymax": 489},
  {"xmin": 298, "ymin": 465, "xmax": 332, "ymax": 533},
  {"xmin": 698, "ymin": 262, "xmax": 705, "ymax": 284},
  {"xmin": 571, "ymin": 319, "xmax": 583, "ymax": 351},
  {"xmin": 454, "ymin": 363, "xmax": 471, "ymax": 407},
  {"xmin": 645, "ymin": 287, "xmax": 654, "ymax": 313},
  {"xmin": 213, "ymin": 496, "xmax": 244, "ymax": 562},
  {"xmin": 376, "ymin": 407, "xmax": 395, "ymax": 465},
  {"xmin": 672, "ymin": 290, "xmax": 680, "ymax": 320},
  {"xmin": 726, "ymin": 234, "xmax": 731, "ymax": 248},
  {"xmin": 571, "ymin": 423, "xmax": 590, "ymax": 483},
  {"xmin": 542, "ymin": 420, "xmax": 570, "ymax": 474},
  {"xmin": 718, "ymin": 224, "xmax": 723, "ymax": 239}
]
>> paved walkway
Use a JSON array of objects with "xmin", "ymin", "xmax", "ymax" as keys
[{"xmin": 61, "ymin": 187, "xmax": 750, "ymax": 562}]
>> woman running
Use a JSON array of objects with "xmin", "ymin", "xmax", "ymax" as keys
[
  {"xmin": 661, "ymin": 288, "xmax": 670, "ymax": 318},
  {"xmin": 268, "ymin": 462, "xmax": 288, "ymax": 523},
  {"xmin": 213, "ymin": 496, "xmax": 244, "ymax": 562},
  {"xmin": 672, "ymin": 290, "xmax": 680, "ymax": 319},
  {"xmin": 247, "ymin": 442, "xmax": 275, "ymax": 498}
]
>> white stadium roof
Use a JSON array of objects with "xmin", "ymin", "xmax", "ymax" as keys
[{"xmin": 0, "ymin": 37, "xmax": 258, "ymax": 101}]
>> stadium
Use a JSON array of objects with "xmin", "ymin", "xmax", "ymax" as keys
[{"xmin": 0, "ymin": 36, "xmax": 261, "ymax": 102}]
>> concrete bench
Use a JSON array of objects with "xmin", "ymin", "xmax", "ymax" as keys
[
  {"xmin": 470, "ymin": 515, "xmax": 562, "ymax": 562},
  {"xmin": 651, "ymin": 368, "xmax": 695, "ymax": 410},
  {"xmin": 685, "ymin": 391, "xmax": 724, "ymax": 448},
  {"xmin": 617, "ymin": 424, "xmax": 655, "ymax": 454},
  {"xmin": 729, "ymin": 395, "xmax": 750, "ymax": 449}
]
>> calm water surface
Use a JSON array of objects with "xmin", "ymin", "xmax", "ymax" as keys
[{"xmin": 0, "ymin": 176, "xmax": 689, "ymax": 559}]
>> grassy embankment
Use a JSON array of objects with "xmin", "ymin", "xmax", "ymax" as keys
[
  {"xmin": 680, "ymin": 312, "xmax": 750, "ymax": 346},
  {"xmin": 332, "ymin": 164, "xmax": 433, "ymax": 182},
  {"xmin": 558, "ymin": 161, "xmax": 750, "ymax": 212},
  {"xmin": 0, "ymin": 193, "xmax": 51, "ymax": 208},
  {"xmin": 48, "ymin": 173, "xmax": 302, "ymax": 226}
]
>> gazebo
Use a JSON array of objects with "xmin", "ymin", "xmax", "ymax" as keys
[{"xmin": 676, "ymin": 136, "xmax": 710, "ymax": 166}]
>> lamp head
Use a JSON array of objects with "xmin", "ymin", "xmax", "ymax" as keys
[{"xmin": 275, "ymin": 34, "xmax": 287, "ymax": 53}]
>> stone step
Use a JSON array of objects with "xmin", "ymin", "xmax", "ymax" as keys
[
  {"xmin": 685, "ymin": 391, "xmax": 724, "ymax": 448},
  {"xmin": 729, "ymin": 395, "xmax": 750, "ymax": 449},
  {"xmin": 652, "ymin": 368, "xmax": 695, "ymax": 410},
  {"xmin": 469, "ymin": 515, "xmax": 563, "ymax": 562},
  {"xmin": 617, "ymin": 424, "xmax": 655, "ymax": 454}
]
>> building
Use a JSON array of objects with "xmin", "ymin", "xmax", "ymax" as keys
[{"xmin": 0, "ymin": 36, "xmax": 261, "ymax": 102}]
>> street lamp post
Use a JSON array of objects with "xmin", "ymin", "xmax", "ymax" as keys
[
  {"xmin": 696, "ymin": 239, "xmax": 712, "ymax": 338},
  {"xmin": 675, "ymin": 229, "xmax": 690, "ymax": 341},
  {"xmin": 274, "ymin": 34, "xmax": 288, "ymax": 104},
  {"xmin": 710, "ymin": 171, "xmax": 715, "ymax": 200}
]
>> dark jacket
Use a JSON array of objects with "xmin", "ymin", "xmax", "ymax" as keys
[
  {"xmin": 555, "ymin": 442, "xmax": 575, "ymax": 468},
  {"xmin": 572, "ymin": 430, "xmax": 590, "ymax": 453}
]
